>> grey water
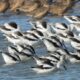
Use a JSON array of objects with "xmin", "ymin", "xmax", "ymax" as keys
[{"xmin": 0, "ymin": 3, "xmax": 80, "ymax": 79}]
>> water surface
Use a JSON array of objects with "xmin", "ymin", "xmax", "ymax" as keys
[{"xmin": 0, "ymin": 4, "xmax": 80, "ymax": 79}]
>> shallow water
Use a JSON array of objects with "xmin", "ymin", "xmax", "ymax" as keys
[{"xmin": 0, "ymin": 4, "xmax": 80, "ymax": 79}]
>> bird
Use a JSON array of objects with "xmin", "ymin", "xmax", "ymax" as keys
[
  {"xmin": 64, "ymin": 16, "xmax": 80, "ymax": 24},
  {"xmin": 4, "ymin": 31, "xmax": 23, "ymax": 45},
  {"xmin": 56, "ymin": 30, "xmax": 75, "ymax": 42},
  {"xmin": 31, "ymin": 21, "xmax": 53, "ymax": 36},
  {"xmin": 42, "ymin": 36, "xmax": 63, "ymax": 52},
  {"xmin": 69, "ymin": 36, "xmax": 80, "ymax": 50},
  {"xmin": 20, "ymin": 35, "xmax": 43, "ymax": 48},
  {"xmin": 0, "ymin": 22, "xmax": 20, "ymax": 34},
  {"xmin": 31, "ymin": 54, "xmax": 57, "ymax": 73},
  {"xmin": 69, "ymin": 23, "xmax": 80, "ymax": 36},
  {"xmin": 3, "ymin": 28, "xmax": 43, "ymax": 48},
  {"xmin": 64, "ymin": 16, "xmax": 80, "ymax": 36},
  {"xmin": 32, "ymin": 21, "xmax": 48, "ymax": 30},
  {"xmin": 31, "ymin": 52, "xmax": 66, "ymax": 73},
  {"xmin": 47, "ymin": 48, "xmax": 68, "ymax": 69},
  {"xmin": 59, "ymin": 43, "xmax": 80, "ymax": 63},
  {"xmin": 66, "ymin": 50, "xmax": 80, "ymax": 63},
  {"xmin": 23, "ymin": 28, "xmax": 44, "ymax": 39},
  {"xmin": 16, "ymin": 44, "xmax": 35, "ymax": 53},
  {"xmin": 31, "ymin": 63, "xmax": 55, "ymax": 73},
  {"xmin": 23, "ymin": 29, "xmax": 47, "ymax": 48},
  {"xmin": 50, "ymin": 22, "xmax": 69, "ymax": 34},
  {"xmin": 2, "ymin": 52, "xmax": 20, "ymax": 64},
  {"xmin": 8, "ymin": 45, "xmax": 36, "ymax": 61}
]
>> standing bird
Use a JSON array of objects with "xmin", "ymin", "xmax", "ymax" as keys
[
  {"xmin": 32, "ymin": 21, "xmax": 53, "ymax": 36},
  {"xmin": 65, "ymin": 49, "xmax": 80, "ymax": 63},
  {"xmin": 31, "ymin": 54, "xmax": 57, "ymax": 73},
  {"xmin": 42, "ymin": 36, "xmax": 63, "ymax": 52},
  {"xmin": 0, "ymin": 22, "xmax": 20, "ymax": 34},
  {"xmin": 50, "ymin": 22, "xmax": 69, "ymax": 34},
  {"xmin": 8, "ymin": 44, "xmax": 36, "ymax": 61},
  {"xmin": 69, "ymin": 36, "xmax": 80, "ymax": 50},
  {"xmin": 2, "ymin": 52, "xmax": 20, "ymax": 64},
  {"xmin": 4, "ymin": 31, "xmax": 23, "ymax": 45},
  {"xmin": 32, "ymin": 52, "xmax": 66, "ymax": 73},
  {"xmin": 64, "ymin": 16, "xmax": 80, "ymax": 24}
]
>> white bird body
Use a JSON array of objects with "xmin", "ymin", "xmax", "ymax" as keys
[
  {"xmin": 31, "ymin": 21, "xmax": 53, "ymax": 37},
  {"xmin": 2, "ymin": 52, "xmax": 19, "ymax": 64},
  {"xmin": 70, "ymin": 36, "xmax": 80, "ymax": 50},
  {"xmin": 8, "ymin": 45, "xmax": 35, "ymax": 61},
  {"xmin": 5, "ymin": 35, "xmax": 22, "ymax": 45},
  {"xmin": 4, "ymin": 23, "xmax": 20, "ymax": 31},
  {"xmin": 32, "ymin": 66, "xmax": 56, "ymax": 73},
  {"xmin": 64, "ymin": 16, "xmax": 80, "ymax": 24},
  {"xmin": 0, "ymin": 22, "xmax": 20, "ymax": 34},
  {"xmin": 67, "ymin": 55, "xmax": 80, "ymax": 63},
  {"xmin": 50, "ymin": 23, "xmax": 69, "ymax": 34},
  {"xmin": 42, "ymin": 36, "xmax": 62, "ymax": 52}
]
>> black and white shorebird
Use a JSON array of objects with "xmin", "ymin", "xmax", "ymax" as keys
[
  {"xmin": 2, "ymin": 51, "xmax": 21, "ymax": 64},
  {"xmin": 58, "ymin": 44, "xmax": 80, "ymax": 63},
  {"xmin": 4, "ymin": 31, "xmax": 23, "ymax": 45},
  {"xmin": 64, "ymin": 16, "xmax": 80, "ymax": 24},
  {"xmin": 55, "ymin": 30, "xmax": 77, "ymax": 51},
  {"xmin": 64, "ymin": 49, "xmax": 80, "ymax": 63},
  {"xmin": 23, "ymin": 29, "xmax": 46, "ymax": 48},
  {"xmin": 8, "ymin": 45, "xmax": 36, "ymax": 61},
  {"xmin": 31, "ymin": 63, "xmax": 55, "ymax": 73},
  {"xmin": 56, "ymin": 31, "xmax": 74, "ymax": 42},
  {"xmin": 3, "ymin": 29, "xmax": 43, "ymax": 48},
  {"xmin": 31, "ymin": 53, "xmax": 66, "ymax": 73},
  {"xmin": 29, "ymin": 21, "xmax": 54, "ymax": 37},
  {"xmin": 69, "ymin": 36, "xmax": 80, "ymax": 50},
  {"xmin": 47, "ymin": 46, "xmax": 69, "ymax": 67},
  {"xmin": 42, "ymin": 36, "xmax": 63, "ymax": 52},
  {"xmin": 24, "ymin": 28, "xmax": 47, "ymax": 39},
  {"xmin": 69, "ymin": 23, "xmax": 80, "ymax": 36},
  {"xmin": 0, "ymin": 22, "xmax": 20, "ymax": 34},
  {"xmin": 31, "ymin": 54, "xmax": 57, "ymax": 73},
  {"xmin": 50, "ymin": 22, "xmax": 69, "ymax": 34},
  {"xmin": 20, "ymin": 35, "xmax": 43, "ymax": 48},
  {"xmin": 43, "ymin": 55, "xmax": 66, "ymax": 70}
]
